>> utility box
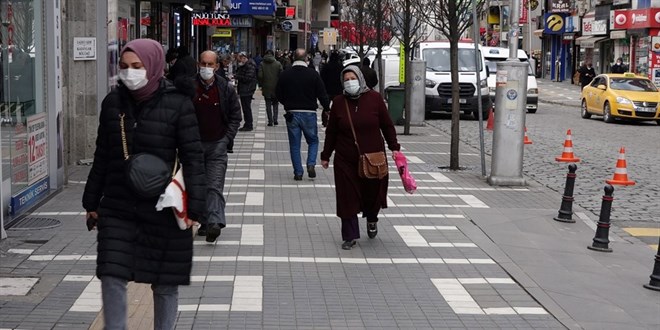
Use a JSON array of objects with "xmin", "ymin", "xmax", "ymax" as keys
[
  {"xmin": 386, "ymin": 86, "xmax": 405, "ymax": 125},
  {"xmin": 408, "ymin": 60, "xmax": 426, "ymax": 126}
]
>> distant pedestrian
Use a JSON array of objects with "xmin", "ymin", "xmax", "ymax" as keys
[
  {"xmin": 193, "ymin": 50, "xmax": 242, "ymax": 242},
  {"xmin": 320, "ymin": 65, "xmax": 400, "ymax": 250},
  {"xmin": 611, "ymin": 58, "xmax": 626, "ymax": 74},
  {"xmin": 234, "ymin": 51, "xmax": 258, "ymax": 131},
  {"xmin": 83, "ymin": 38, "xmax": 207, "ymax": 329},
  {"xmin": 360, "ymin": 57, "xmax": 378, "ymax": 89},
  {"xmin": 276, "ymin": 48, "xmax": 331, "ymax": 181},
  {"xmin": 258, "ymin": 50, "xmax": 283, "ymax": 126},
  {"xmin": 578, "ymin": 62, "xmax": 596, "ymax": 89},
  {"xmin": 320, "ymin": 51, "xmax": 344, "ymax": 126},
  {"xmin": 167, "ymin": 45, "xmax": 197, "ymax": 81},
  {"xmin": 313, "ymin": 51, "xmax": 323, "ymax": 72}
]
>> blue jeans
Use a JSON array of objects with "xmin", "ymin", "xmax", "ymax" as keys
[
  {"xmin": 101, "ymin": 276, "xmax": 178, "ymax": 330},
  {"xmin": 285, "ymin": 112, "xmax": 319, "ymax": 176},
  {"xmin": 202, "ymin": 137, "xmax": 229, "ymax": 227}
]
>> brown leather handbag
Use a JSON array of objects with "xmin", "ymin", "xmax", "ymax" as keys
[{"xmin": 344, "ymin": 99, "xmax": 388, "ymax": 179}]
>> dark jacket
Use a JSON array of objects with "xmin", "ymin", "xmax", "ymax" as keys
[
  {"xmin": 276, "ymin": 63, "xmax": 331, "ymax": 111},
  {"xmin": 320, "ymin": 59, "xmax": 344, "ymax": 98},
  {"xmin": 195, "ymin": 73, "xmax": 242, "ymax": 141},
  {"xmin": 167, "ymin": 54, "xmax": 197, "ymax": 80},
  {"xmin": 360, "ymin": 65, "xmax": 378, "ymax": 89},
  {"xmin": 234, "ymin": 59, "xmax": 258, "ymax": 96},
  {"xmin": 579, "ymin": 65, "xmax": 596, "ymax": 87},
  {"xmin": 611, "ymin": 63, "xmax": 626, "ymax": 74},
  {"xmin": 82, "ymin": 79, "xmax": 206, "ymax": 285},
  {"xmin": 258, "ymin": 55, "xmax": 283, "ymax": 98}
]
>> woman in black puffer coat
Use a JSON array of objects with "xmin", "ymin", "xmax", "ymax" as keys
[{"xmin": 82, "ymin": 39, "xmax": 206, "ymax": 330}]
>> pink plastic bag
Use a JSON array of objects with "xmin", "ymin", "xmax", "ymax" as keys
[{"xmin": 394, "ymin": 152, "xmax": 417, "ymax": 194}]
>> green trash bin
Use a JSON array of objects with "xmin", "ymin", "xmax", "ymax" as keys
[{"xmin": 386, "ymin": 86, "xmax": 405, "ymax": 125}]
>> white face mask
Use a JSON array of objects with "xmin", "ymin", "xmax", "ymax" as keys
[
  {"xmin": 199, "ymin": 67, "xmax": 215, "ymax": 80},
  {"xmin": 344, "ymin": 80, "xmax": 361, "ymax": 95},
  {"xmin": 119, "ymin": 68, "xmax": 148, "ymax": 90}
]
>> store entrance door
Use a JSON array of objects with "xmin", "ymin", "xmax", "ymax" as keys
[{"xmin": 289, "ymin": 34, "xmax": 298, "ymax": 50}]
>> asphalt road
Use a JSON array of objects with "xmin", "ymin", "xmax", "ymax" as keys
[{"xmin": 425, "ymin": 101, "xmax": 659, "ymax": 230}]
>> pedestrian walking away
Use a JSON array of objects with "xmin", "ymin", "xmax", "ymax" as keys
[
  {"xmin": 320, "ymin": 65, "xmax": 400, "ymax": 250},
  {"xmin": 360, "ymin": 57, "xmax": 378, "ymax": 89},
  {"xmin": 578, "ymin": 62, "xmax": 596, "ymax": 89},
  {"xmin": 234, "ymin": 51, "xmax": 257, "ymax": 131},
  {"xmin": 276, "ymin": 48, "xmax": 331, "ymax": 181},
  {"xmin": 166, "ymin": 45, "xmax": 197, "ymax": 82},
  {"xmin": 193, "ymin": 50, "xmax": 243, "ymax": 242},
  {"xmin": 258, "ymin": 49, "xmax": 283, "ymax": 126},
  {"xmin": 82, "ymin": 38, "xmax": 207, "ymax": 330},
  {"xmin": 320, "ymin": 51, "xmax": 343, "ymax": 126}
]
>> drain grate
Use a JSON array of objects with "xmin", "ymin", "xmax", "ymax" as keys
[{"xmin": 9, "ymin": 217, "xmax": 62, "ymax": 230}]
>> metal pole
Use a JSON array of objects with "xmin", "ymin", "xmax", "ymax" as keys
[
  {"xmin": 472, "ymin": 0, "xmax": 486, "ymax": 177},
  {"xmin": 508, "ymin": 0, "xmax": 520, "ymax": 57},
  {"xmin": 527, "ymin": 0, "xmax": 532, "ymax": 54}
]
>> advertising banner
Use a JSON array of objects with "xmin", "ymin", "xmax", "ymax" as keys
[
  {"xmin": 549, "ymin": 0, "xmax": 571, "ymax": 13},
  {"xmin": 650, "ymin": 35, "xmax": 660, "ymax": 84},
  {"xmin": 544, "ymin": 13, "xmax": 566, "ymax": 35},
  {"xmin": 612, "ymin": 8, "xmax": 660, "ymax": 29},
  {"xmin": 228, "ymin": 0, "xmax": 275, "ymax": 16},
  {"xmin": 27, "ymin": 112, "xmax": 48, "ymax": 185}
]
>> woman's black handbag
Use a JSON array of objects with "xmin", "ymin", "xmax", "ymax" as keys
[{"xmin": 119, "ymin": 113, "xmax": 171, "ymax": 198}]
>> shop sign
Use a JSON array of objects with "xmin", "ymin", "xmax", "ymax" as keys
[
  {"xmin": 214, "ymin": 28, "xmax": 232, "ymax": 38},
  {"xmin": 73, "ymin": 37, "xmax": 96, "ymax": 61},
  {"xmin": 544, "ymin": 13, "xmax": 566, "ymax": 35},
  {"xmin": 613, "ymin": 8, "xmax": 660, "ymax": 30},
  {"xmin": 610, "ymin": 30, "xmax": 627, "ymax": 39},
  {"xmin": 650, "ymin": 35, "xmax": 660, "ymax": 84},
  {"xmin": 582, "ymin": 16, "xmax": 608, "ymax": 36},
  {"xmin": 9, "ymin": 177, "xmax": 49, "ymax": 216},
  {"xmin": 230, "ymin": 16, "xmax": 253, "ymax": 28},
  {"xmin": 565, "ymin": 15, "xmax": 580, "ymax": 33},
  {"xmin": 27, "ymin": 112, "xmax": 48, "ymax": 185},
  {"xmin": 193, "ymin": 12, "xmax": 231, "ymax": 26},
  {"xmin": 613, "ymin": 0, "xmax": 629, "ymax": 5},
  {"xmin": 563, "ymin": 34, "xmax": 575, "ymax": 41},
  {"xmin": 519, "ymin": 0, "xmax": 527, "ymax": 24},
  {"xmin": 228, "ymin": 0, "xmax": 275, "ymax": 16},
  {"xmin": 549, "ymin": 0, "xmax": 571, "ymax": 13}
]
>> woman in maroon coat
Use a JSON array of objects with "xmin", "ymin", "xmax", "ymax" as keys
[{"xmin": 321, "ymin": 65, "xmax": 400, "ymax": 250}]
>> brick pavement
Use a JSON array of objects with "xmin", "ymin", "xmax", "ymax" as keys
[{"xmin": 0, "ymin": 95, "xmax": 658, "ymax": 329}]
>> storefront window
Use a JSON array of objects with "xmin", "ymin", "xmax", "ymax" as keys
[
  {"xmin": 635, "ymin": 36, "xmax": 649, "ymax": 77},
  {"xmin": 0, "ymin": 0, "xmax": 45, "ymax": 201}
]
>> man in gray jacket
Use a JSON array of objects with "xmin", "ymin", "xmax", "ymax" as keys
[{"xmin": 258, "ymin": 50, "xmax": 283, "ymax": 126}]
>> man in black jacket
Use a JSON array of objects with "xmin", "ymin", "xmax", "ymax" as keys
[
  {"xmin": 360, "ymin": 57, "xmax": 378, "ymax": 89},
  {"xmin": 167, "ymin": 45, "xmax": 197, "ymax": 81},
  {"xmin": 234, "ymin": 51, "xmax": 258, "ymax": 131},
  {"xmin": 578, "ymin": 62, "xmax": 596, "ymax": 89},
  {"xmin": 277, "ymin": 48, "xmax": 331, "ymax": 181},
  {"xmin": 193, "ymin": 50, "xmax": 243, "ymax": 242}
]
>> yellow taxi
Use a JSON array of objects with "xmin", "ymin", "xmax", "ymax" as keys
[{"xmin": 580, "ymin": 73, "xmax": 660, "ymax": 125}]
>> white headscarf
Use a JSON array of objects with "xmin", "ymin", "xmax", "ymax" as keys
[{"xmin": 341, "ymin": 65, "xmax": 369, "ymax": 97}]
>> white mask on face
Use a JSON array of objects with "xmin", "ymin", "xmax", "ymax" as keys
[
  {"xmin": 119, "ymin": 68, "xmax": 148, "ymax": 90},
  {"xmin": 199, "ymin": 67, "xmax": 215, "ymax": 80},
  {"xmin": 344, "ymin": 80, "xmax": 361, "ymax": 95}
]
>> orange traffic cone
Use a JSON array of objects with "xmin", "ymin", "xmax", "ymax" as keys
[
  {"xmin": 555, "ymin": 129, "xmax": 580, "ymax": 162},
  {"xmin": 524, "ymin": 127, "xmax": 533, "ymax": 145},
  {"xmin": 606, "ymin": 147, "xmax": 636, "ymax": 186},
  {"xmin": 486, "ymin": 107, "xmax": 494, "ymax": 131}
]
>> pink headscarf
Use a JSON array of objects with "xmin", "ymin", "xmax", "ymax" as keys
[{"xmin": 120, "ymin": 39, "xmax": 165, "ymax": 102}]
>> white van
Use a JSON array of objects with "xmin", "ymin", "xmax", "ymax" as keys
[
  {"xmin": 482, "ymin": 46, "xmax": 539, "ymax": 113},
  {"xmin": 419, "ymin": 41, "xmax": 491, "ymax": 119}
]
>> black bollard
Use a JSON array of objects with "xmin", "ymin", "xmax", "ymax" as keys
[
  {"xmin": 588, "ymin": 184, "xmax": 614, "ymax": 253},
  {"xmin": 554, "ymin": 164, "xmax": 578, "ymax": 223},
  {"xmin": 643, "ymin": 237, "xmax": 660, "ymax": 291}
]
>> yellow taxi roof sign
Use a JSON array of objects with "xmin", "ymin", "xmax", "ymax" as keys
[{"xmin": 624, "ymin": 72, "xmax": 636, "ymax": 78}]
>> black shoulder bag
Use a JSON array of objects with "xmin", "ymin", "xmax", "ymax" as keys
[{"xmin": 119, "ymin": 113, "xmax": 171, "ymax": 198}]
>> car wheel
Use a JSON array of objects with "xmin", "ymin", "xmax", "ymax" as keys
[
  {"xmin": 603, "ymin": 102, "xmax": 615, "ymax": 123},
  {"xmin": 581, "ymin": 100, "xmax": 591, "ymax": 119},
  {"xmin": 527, "ymin": 108, "xmax": 537, "ymax": 114}
]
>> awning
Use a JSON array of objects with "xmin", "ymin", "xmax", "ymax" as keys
[
  {"xmin": 576, "ymin": 36, "xmax": 606, "ymax": 48},
  {"xmin": 533, "ymin": 29, "xmax": 544, "ymax": 37}
]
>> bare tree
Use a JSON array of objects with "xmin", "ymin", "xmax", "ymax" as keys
[
  {"xmin": 338, "ymin": 0, "xmax": 392, "ymax": 64},
  {"xmin": 417, "ymin": 0, "xmax": 485, "ymax": 170},
  {"xmin": 390, "ymin": 0, "xmax": 426, "ymax": 134},
  {"xmin": 10, "ymin": 0, "xmax": 35, "ymax": 54}
]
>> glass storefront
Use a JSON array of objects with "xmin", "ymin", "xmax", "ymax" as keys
[{"xmin": 1, "ymin": 0, "xmax": 48, "ymax": 217}]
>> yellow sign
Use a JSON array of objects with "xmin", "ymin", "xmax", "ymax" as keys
[
  {"xmin": 399, "ymin": 47, "xmax": 405, "ymax": 83},
  {"xmin": 212, "ymin": 28, "xmax": 232, "ymax": 38},
  {"xmin": 322, "ymin": 28, "xmax": 337, "ymax": 45},
  {"xmin": 545, "ymin": 14, "xmax": 564, "ymax": 32}
]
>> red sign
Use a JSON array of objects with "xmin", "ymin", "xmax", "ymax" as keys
[
  {"xmin": 519, "ymin": 0, "xmax": 528, "ymax": 24},
  {"xmin": 613, "ymin": 8, "xmax": 660, "ymax": 29},
  {"xmin": 285, "ymin": 6, "xmax": 295, "ymax": 19},
  {"xmin": 192, "ymin": 13, "xmax": 231, "ymax": 26}
]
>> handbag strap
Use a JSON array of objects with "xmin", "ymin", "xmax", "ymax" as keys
[
  {"xmin": 344, "ymin": 99, "xmax": 361, "ymax": 155},
  {"xmin": 119, "ymin": 113, "xmax": 130, "ymax": 160}
]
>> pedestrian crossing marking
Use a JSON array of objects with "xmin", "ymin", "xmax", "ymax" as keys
[
  {"xmin": 394, "ymin": 225, "xmax": 477, "ymax": 248},
  {"xmin": 431, "ymin": 278, "xmax": 548, "ymax": 315},
  {"xmin": 0, "ymin": 277, "xmax": 39, "ymax": 296}
]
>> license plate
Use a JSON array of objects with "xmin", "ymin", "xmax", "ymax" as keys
[
  {"xmin": 448, "ymin": 98, "xmax": 467, "ymax": 104},
  {"xmin": 637, "ymin": 107, "xmax": 656, "ymax": 112}
]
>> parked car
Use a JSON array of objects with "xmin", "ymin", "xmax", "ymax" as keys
[{"xmin": 580, "ymin": 73, "xmax": 660, "ymax": 125}]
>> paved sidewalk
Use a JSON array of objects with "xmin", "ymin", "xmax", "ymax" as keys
[
  {"xmin": 537, "ymin": 78, "xmax": 582, "ymax": 108},
  {"xmin": 1, "ymin": 95, "xmax": 658, "ymax": 329}
]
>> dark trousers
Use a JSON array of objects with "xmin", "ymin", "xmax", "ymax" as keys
[
  {"xmin": 341, "ymin": 212, "xmax": 378, "ymax": 241},
  {"xmin": 240, "ymin": 95, "xmax": 253, "ymax": 129},
  {"xmin": 265, "ymin": 96, "xmax": 279, "ymax": 124}
]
